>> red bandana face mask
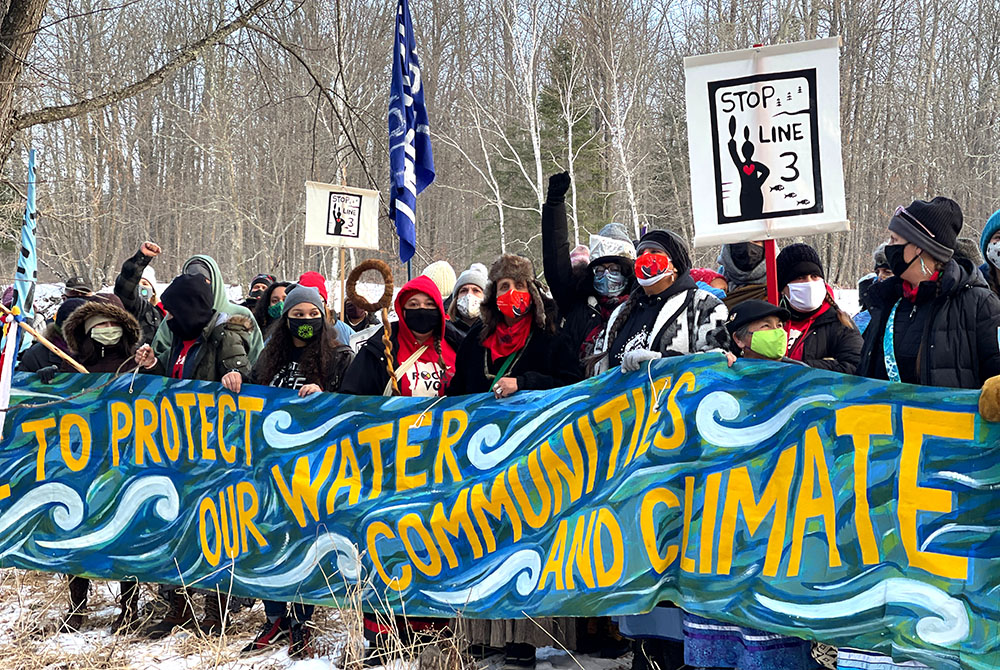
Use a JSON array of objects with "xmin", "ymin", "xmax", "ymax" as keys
[
  {"xmin": 634, "ymin": 253, "xmax": 672, "ymax": 287},
  {"xmin": 496, "ymin": 288, "xmax": 532, "ymax": 319}
]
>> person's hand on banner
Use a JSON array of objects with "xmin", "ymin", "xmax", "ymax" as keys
[
  {"xmin": 222, "ymin": 371, "xmax": 242, "ymax": 393},
  {"xmin": 135, "ymin": 344, "xmax": 156, "ymax": 369},
  {"xmin": 546, "ymin": 172, "xmax": 571, "ymax": 204},
  {"xmin": 620, "ymin": 349, "xmax": 662, "ymax": 373},
  {"xmin": 979, "ymin": 375, "xmax": 1000, "ymax": 422},
  {"xmin": 725, "ymin": 351, "xmax": 738, "ymax": 367},
  {"xmin": 299, "ymin": 383, "xmax": 322, "ymax": 398},
  {"xmin": 140, "ymin": 242, "xmax": 161, "ymax": 258},
  {"xmin": 493, "ymin": 377, "xmax": 518, "ymax": 399}
]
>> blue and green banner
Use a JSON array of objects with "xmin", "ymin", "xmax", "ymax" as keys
[{"xmin": 2, "ymin": 357, "xmax": 998, "ymax": 669}]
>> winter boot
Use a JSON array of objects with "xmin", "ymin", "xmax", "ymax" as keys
[
  {"xmin": 144, "ymin": 588, "xmax": 195, "ymax": 639},
  {"xmin": 59, "ymin": 576, "xmax": 89, "ymax": 632},
  {"xmin": 288, "ymin": 621, "xmax": 313, "ymax": 659},
  {"xmin": 112, "ymin": 580, "xmax": 141, "ymax": 634},
  {"xmin": 198, "ymin": 590, "xmax": 230, "ymax": 636}
]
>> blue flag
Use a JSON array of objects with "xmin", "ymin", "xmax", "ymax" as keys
[
  {"xmin": 3, "ymin": 149, "xmax": 37, "ymax": 356},
  {"xmin": 388, "ymin": 0, "xmax": 434, "ymax": 263}
]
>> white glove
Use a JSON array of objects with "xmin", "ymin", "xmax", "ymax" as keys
[{"xmin": 620, "ymin": 349, "xmax": 662, "ymax": 373}]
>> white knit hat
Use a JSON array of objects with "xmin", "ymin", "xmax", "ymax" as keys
[{"xmin": 421, "ymin": 261, "xmax": 457, "ymax": 299}]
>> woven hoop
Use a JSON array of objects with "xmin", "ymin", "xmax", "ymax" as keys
[{"xmin": 346, "ymin": 259, "xmax": 394, "ymax": 312}]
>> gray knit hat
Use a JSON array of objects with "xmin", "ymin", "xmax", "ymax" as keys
[
  {"xmin": 281, "ymin": 285, "xmax": 325, "ymax": 317},
  {"xmin": 452, "ymin": 266, "xmax": 488, "ymax": 299}
]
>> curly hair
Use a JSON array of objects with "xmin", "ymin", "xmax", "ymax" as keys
[{"xmin": 252, "ymin": 313, "xmax": 345, "ymax": 389}]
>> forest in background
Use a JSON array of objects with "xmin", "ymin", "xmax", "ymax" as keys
[{"xmin": 3, "ymin": 0, "xmax": 999, "ymax": 288}]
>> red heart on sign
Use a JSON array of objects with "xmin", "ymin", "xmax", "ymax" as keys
[{"xmin": 742, "ymin": 164, "xmax": 755, "ymax": 175}]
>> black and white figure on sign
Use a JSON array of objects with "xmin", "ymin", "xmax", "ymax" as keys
[
  {"xmin": 727, "ymin": 116, "xmax": 770, "ymax": 219},
  {"xmin": 326, "ymin": 192, "xmax": 362, "ymax": 239}
]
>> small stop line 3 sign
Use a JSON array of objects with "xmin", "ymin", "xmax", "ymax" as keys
[{"xmin": 684, "ymin": 37, "xmax": 849, "ymax": 247}]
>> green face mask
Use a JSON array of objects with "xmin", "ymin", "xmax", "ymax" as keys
[
  {"xmin": 267, "ymin": 301, "xmax": 284, "ymax": 319},
  {"xmin": 749, "ymin": 327, "xmax": 788, "ymax": 360}
]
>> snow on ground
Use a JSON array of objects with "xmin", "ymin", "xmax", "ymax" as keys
[{"xmin": 0, "ymin": 569, "xmax": 630, "ymax": 670}]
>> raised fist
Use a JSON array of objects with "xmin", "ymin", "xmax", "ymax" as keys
[
  {"xmin": 546, "ymin": 172, "xmax": 571, "ymax": 204},
  {"xmin": 140, "ymin": 242, "xmax": 161, "ymax": 258}
]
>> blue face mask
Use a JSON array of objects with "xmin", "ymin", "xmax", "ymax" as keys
[{"xmin": 593, "ymin": 267, "xmax": 627, "ymax": 297}]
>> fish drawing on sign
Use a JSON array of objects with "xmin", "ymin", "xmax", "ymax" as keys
[
  {"xmin": 785, "ymin": 193, "xmax": 798, "ymax": 199},
  {"xmin": 770, "ymin": 185, "xmax": 785, "ymax": 192},
  {"xmin": 797, "ymin": 199, "xmax": 811, "ymax": 206}
]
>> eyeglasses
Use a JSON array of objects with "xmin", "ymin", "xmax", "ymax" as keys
[
  {"xmin": 895, "ymin": 206, "xmax": 935, "ymax": 239},
  {"xmin": 593, "ymin": 266, "xmax": 623, "ymax": 279}
]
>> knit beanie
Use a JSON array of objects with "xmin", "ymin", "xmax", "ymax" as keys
[
  {"xmin": 56, "ymin": 298, "xmax": 87, "ymax": 328},
  {"xmin": 281, "ymin": 285, "xmax": 325, "ymax": 317},
  {"xmin": 297, "ymin": 271, "xmax": 328, "ymax": 303},
  {"xmin": 142, "ymin": 266, "xmax": 157, "ymax": 285},
  {"xmin": 421, "ymin": 261, "xmax": 457, "ymax": 299},
  {"xmin": 889, "ymin": 197, "xmax": 962, "ymax": 262},
  {"xmin": 452, "ymin": 267, "xmax": 488, "ymax": 299},
  {"xmin": 636, "ymin": 230, "xmax": 691, "ymax": 275},
  {"xmin": 249, "ymin": 273, "xmax": 275, "ymax": 290},
  {"xmin": 776, "ymin": 243, "xmax": 824, "ymax": 290},
  {"xmin": 872, "ymin": 243, "xmax": 889, "ymax": 271},
  {"xmin": 980, "ymin": 209, "xmax": 1000, "ymax": 263}
]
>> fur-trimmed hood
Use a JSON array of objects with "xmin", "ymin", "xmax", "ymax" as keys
[
  {"xmin": 63, "ymin": 299, "xmax": 142, "ymax": 355},
  {"xmin": 480, "ymin": 254, "xmax": 557, "ymax": 338}
]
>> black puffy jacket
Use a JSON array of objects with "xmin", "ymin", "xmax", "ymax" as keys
[
  {"xmin": 114, "ymin": 250, "xmax": 163, "ymax": 345},
  {"xmin": 857, "ymin": 258, "xmax": 1000, "ymax": 389},
  {"xmin": 783, "ymin": 301, "xmax": 863, "ymax": 374}
]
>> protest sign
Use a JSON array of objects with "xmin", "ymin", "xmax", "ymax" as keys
[
  {"xmin": 1, "ymin": 359, "xmax": 998, "ymax": 669},
  {"xmin": 685, "ymin": 38, "xmax": 849, "ymax": 246},
  {"xmin": 304, "ymin": 181, "xmax": 379, "ymax": 250}
]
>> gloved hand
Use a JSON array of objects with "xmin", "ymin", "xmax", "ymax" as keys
[
  {"xmin": 620, "ymin": 349, "xmax": 662, "ymax": 373},
  {"xmin": 979, "ymin": 375, "xmax": 1000, "ymax": 422},
  {"xmin": 37, "ymin": 365, "xmax": 58, "ymax": 384},
  {"xmin": 546, "ymin": 172, "xmax": 571, "ymax": 204}
]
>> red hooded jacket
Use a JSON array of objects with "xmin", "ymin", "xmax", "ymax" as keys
[{"xmin": 393, "ymin": 275, "xmax": 456, "ymax": 396}]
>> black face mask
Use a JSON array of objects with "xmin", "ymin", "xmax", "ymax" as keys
[
  {"xmin": 288, "ymin": 317, "xmax": 324, "ymax": 342},
  {"xmin": 885, "ymin": 243, "xmax": 917, "ymax": 279},
  {"xmin": 729, "ymin": 242, "xmax": 765, "ymax": 272},
  {"xmin": 403, "ymin": 307, "xmax": 439, "ymax": 335},
  {"xmin": 167, "ymin": 314, "xmax": 208, "ymax": 340},
  {"xmin": 345, "ymin": 303, "xmax": 364, "ymax": 321},
  {"xmin": 248, "ymin": 288, "xmax": 265, "ymax": 300}
]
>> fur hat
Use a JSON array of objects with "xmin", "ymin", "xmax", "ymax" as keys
[
  {"xmin": 63, "ymin": 299, "xmax": 141, "ymax": 354},
  {"xmin": 953, "ymin": 237, "xmax": 982, "ymax": 265},
  {"xmin": 481, "ymin": 254, "xmax": 549, "ymax": 334}
]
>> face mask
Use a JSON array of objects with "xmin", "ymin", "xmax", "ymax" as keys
[
  {"xmin": 248, "ymin": 288, "xmax": 265, "ymax": 300},
  {"xmin": 288, "ymin": 317, "xmax": 323, "ymax": 341},
  {"xmin": 456, "ymin": 293, "xmax": 483, "ymax": 319},
  {"xmin": 91, "ymin": 325, "xmax": 123, "ymax": 346},
  {"xmin": 593, "ymin": 268, "xmax": 627, "ymax": 297},
  {"xmin": 748, "ymin": 328, "xmax": 788, "ymax": 360},
  {"xmin": 496, "ymin": 289, "xmax": 532, "ymax": 319},
  {"xmin": 884, "ymin": 243, "xmax": 918, "ymax": 279},
  {"xmin": 268, "ymin": 301, "xmax": 284, "ymax": 319},
  {"xmin": 729, "ymin": 242, "xmax": 764, "ymax": 272},
  {"xmin": 403, "ymin": 307, "xmax": 440, "ymax": 334},
  {"xmin": 345, "ymin": 303, "xmax": 364, "ymax": 321},
  {"xmin": 634, "ymin": 253, "xmax": 672, "ymax": 287},
  {"xmin": 139, "ymin": 286, "xmax": 152, "ymax": 301},
  {"xmin": 167, "ymin": 315, "xmax": 206, "ymax": 340},
  {"xmin": 787, "ymin": 279, "xmax": 827, "ymax": 312},
  {"xmin": 987, "ymin": 241, "xmax": 1000, "ymax": 270}
]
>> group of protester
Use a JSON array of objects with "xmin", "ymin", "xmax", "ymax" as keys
[{"xmin": 12, "ymin": 171, "xmax": 1000, "ymax": 670}]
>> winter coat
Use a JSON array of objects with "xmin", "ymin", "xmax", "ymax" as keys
[
  {"xmin": 113, "ymin": 250, "xmax": 164, "ymax": 345},
  {"xmin": 783, "ymin": 301, "xmax": 863, "ymax": 374},
  {"xmin": 17, "ymin": 324, "xmax": 70, "ymax": 372},
  {"xmin": 60, "ymin": 299, "xmax": 142, "ymax": 374},
  {"xmin": 152, "ymin": 313, "xmax": 255, "ymax": 382},
  {"xmin": 857, "ymin": 258, "xmax": 1000, "ymax": 389},
  {"xmin": 541, "ymin": 198, "xmax": 631, "ymax": 358},
  {"xmin": 341, "ymin": 322, "xmax": 464, "ymax": 396},
  {"xmin": 447, "ymin": 321, "xmax": 582, "ymax": 395},
  {"xmin": 980, "ymin": 262, "xmax": 1000, "ymax": 297},
  {"xmin": 722, "ymin": 282, "xmax": 768, "ymax": 310},
  {"xmin": 593, "ymin": 276, "xmax": 729, "ymax": 375},
  {"xmin": 151, "ymin": 255, "xmax": 263, "ymax": 365}
]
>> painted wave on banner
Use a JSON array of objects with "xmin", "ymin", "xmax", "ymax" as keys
[{"xmin": 1, "ymin": 355, "xmax": 998, "ymax": 670}]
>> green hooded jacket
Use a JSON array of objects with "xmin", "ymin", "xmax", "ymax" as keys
[{"xmin": 151, "ymin": 254, "xmax": 264, "ymax": 366}]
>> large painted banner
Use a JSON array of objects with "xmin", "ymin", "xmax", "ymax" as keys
[{"xmin": 1, "ymin": 358, "xmax": 997, "ymax": 669}]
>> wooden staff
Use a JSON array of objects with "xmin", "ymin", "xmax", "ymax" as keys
[{"xmin": 0, "ymin": 304, "xmax": 88, "ymax": 373}]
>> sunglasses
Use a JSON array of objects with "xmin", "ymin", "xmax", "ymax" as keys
[{"xmin": 895, "ymin": 206, "xmax": 935, "ymax": 239}]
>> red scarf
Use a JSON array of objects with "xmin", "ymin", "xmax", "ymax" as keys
[
  {"xmin": 393, "ymin": 276, "xmax": 456, "ymax": 397},
  {"xmin": 483, "ymin": 315, "xmax": 532, "ymax": 362},
  {"xmin": 902, "ymin": 272, "xmax": 939, "ymax": 302},
  {"xmin": 784, "ymin": 301, "xmax": 831, "ymax": 361}
]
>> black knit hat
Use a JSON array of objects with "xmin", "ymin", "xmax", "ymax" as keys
[
  {"xmin": 636, "ymin": 229, "xmax": 691, "ymax": 275},
  {"xmin": 888, "ymin": 197, "xmax": 963, "ymax": 262},
  {"xmin": 776, "ymin": 243, "xmax": 824, "ymax": 290}
]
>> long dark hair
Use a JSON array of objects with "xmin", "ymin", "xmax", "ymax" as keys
[
  {"xmin": 251, "ymin": 281, "xmax": 291, "ymax": 330},
  {"xmin": 253, "ymin": 313, "xmax": 345, "ymax": 389}
]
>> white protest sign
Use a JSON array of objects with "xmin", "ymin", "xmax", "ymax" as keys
[
  {"xmin": 685, "ymin": 38, "xmax": 848, "ymax": 247},
  {"xmin": 305, "ymin": 181, "xmax": 380, "ymax": 250}
]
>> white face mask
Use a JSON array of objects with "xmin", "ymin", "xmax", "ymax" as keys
[
  {"xmin": 456, "ymin": 293, "xmax": 482, "ymax": 320},
  {"xmin": 787, "ymin": 279, "xmax": 827, "ymax": 312},
  {"xmin": 90, "ymin": 325, "xmax": 123, "ymax": 346},
  {"xmin": 988, "ymin": 240, "xmax": 1000, "ymax": 269}
]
